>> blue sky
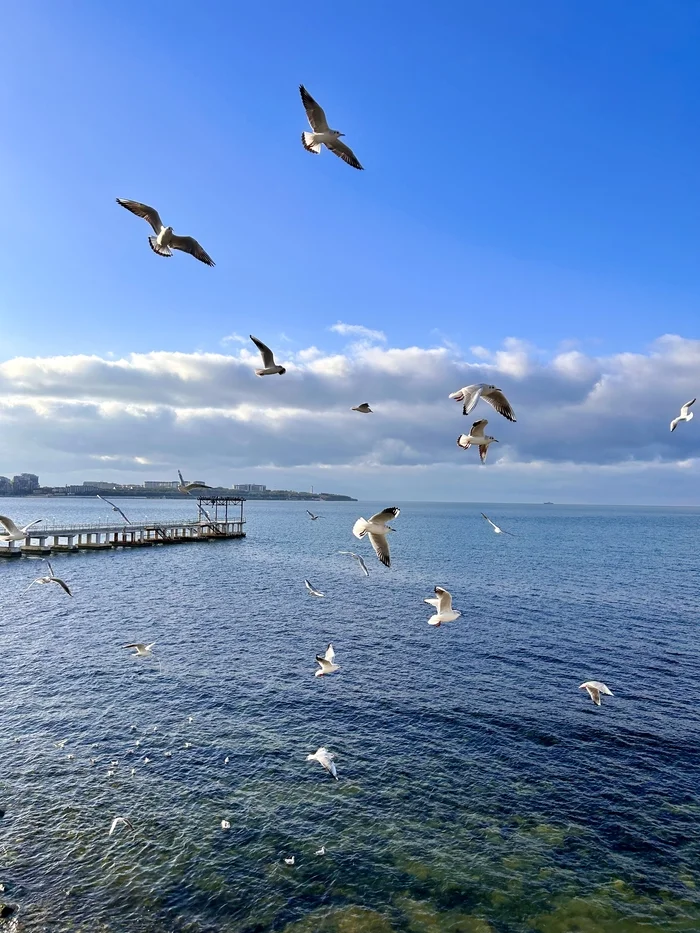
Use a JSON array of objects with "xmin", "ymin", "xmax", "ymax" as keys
[{"xmin": 1, "ymin": 1, "xmax": 699, "ymax": 501}]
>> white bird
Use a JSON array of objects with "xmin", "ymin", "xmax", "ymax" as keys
[
  {"xmin": 352, "ymin": 507, "xmax": 400, "ymax": 568},
  {"xmin": 106, "ymin": 770, "xmax": 115, "ymax": 777},
  {"xmin": 96, "ymin": 494, "xmax": 131, "ymax": 524},
  {"xmin": 188, "ymin": 716, "xmax": 194, "ymax": 723},
  {"xmin": 164, "ymin": 751, "xmax": 172, "ymax": 758},
  {"xmin": 249, "ymin": 335, "xmax": 286, "ymax": 376},
  {"xmin": 670, "ymin": 398, "xmax": 695, "ymax": 432},
  {"xmin": 221, "ymin": 820, "xmax": 231, "ymax": 830},
  {"xmin": 315, "ymin": 644, "xmax": 340, "ymax": 677},
  {"xmin": 0, "ymin": 515, "xmax": 42, "ymax": 542},
  {"xmin": 184, "ymin": 742, "xmax": 192, "ymax": 749},
  {"xmin": 26, "ymin": 559, "xmax": 72, "ymax": 596},
  {"xmin": 122, "ymin": 642, "xmax": 156, "ymax": 658},
  {"xmin": 449, "ymin": 384, "xmax": 516, "ymax": 422},
  {"xmin": 315, "ymin": 846, "xmax": 326, "ymax": 856},
  {"xmin": 299, "ymin": 85, "xmax": 363, "ymax": 170},
  {"xmin": 284, "ymin": 856, "xmax": 295, "ymax": 865},
  {"xmin": 352, "ymin": 403, "xmax": 372, "ymax": 413},
  {"xmin": 224, "ymin": 756, "xmax": 229, "ymax": 764},
  {"xmin": 424, "ymin": 587, "xmax": 461, "ymax": 627},
  {"xmin": 306, "ymin": 510, "xmax": 324, "ymax": 520},
  {"xmin": 66, "ymin": 754, "xmax": 74, "ymax": 760},
  {"xmin": 579, "ymin": 681, "xmax": 614, "ymax": 706},
  {"xmin": 306, "ymin": 747, "xmax": 338, "ymax": 780},
  {"xmin": 338, "ymin": 551, "xmax": 370, "ymax": 577},
  {"xmin": 54, "ymin": 740, "xmax": 68, "ymax": 749},
  {"xmin": 481, "ymin": 513, "xmax": 515, "ymax": 536},
  {"xmin": 457, "ymin": 419, "xmax": 499, "ymax": 463},
  {"xmin": 304, "ymin": 579, "xmax": 325, "ymax": 598},
  {"xmin": 116, "ymin": 198, "xmax": 215, "ymax": 265},
  {"xmin": 177, "ymin": 470, "xmax": 211, "ymax": 495},
  {"xmin": 108, "ymin": 817, "xmax": 134, "ymax": 837}
]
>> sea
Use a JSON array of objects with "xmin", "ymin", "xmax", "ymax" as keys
[{"xmin": 1, "ymin": 498, "xmax": 699, "ymax": 933}]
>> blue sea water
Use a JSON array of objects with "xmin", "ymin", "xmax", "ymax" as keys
[{"xmin": 1, "ymin": 498, "xmax": 699, "ymax": 932}]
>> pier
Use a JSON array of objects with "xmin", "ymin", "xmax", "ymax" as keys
[{"xmin": 0, "ymin": 496, "xmax": 245, "ymax": 557}]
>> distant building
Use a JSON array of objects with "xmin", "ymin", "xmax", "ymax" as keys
[
  {"xmin": 12, "ymin": 473, "xmax": 39, "ymax": 494},
  {"xmin": 144, "ymin": 481, "xmax": 180, "ymax": 489},
  {"xmin": 0, "ymin": 476, "xmax": 12, "ymax": 495},
  {"xmin": 233, "ymin": 483, "xmax": 267, "ymax": 493},
  {"xmin": 82, "ymin": 481, "xmax": 122, "ymax": 490}
]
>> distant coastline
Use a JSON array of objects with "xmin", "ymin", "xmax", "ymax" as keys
[{"xmin": 5, "ymin": 490, "xmax": 356, "ymax": 502}]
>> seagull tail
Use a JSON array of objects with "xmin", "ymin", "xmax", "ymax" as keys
[
  {"xmin": 352, "ymin": 517, "xmax": 369, "ymax": 539},
  {"xmin": 148, "ymin": 237, "xmax": 173, "ymax": 257},
  {"xmin": 301, "ymin": 132, "xmax": 322, "ymax": 154}
]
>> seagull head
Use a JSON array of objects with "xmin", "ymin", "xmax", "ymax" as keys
[{"xmin": 332, "ymin": 130, "xmax": 344, "ymax": 137}]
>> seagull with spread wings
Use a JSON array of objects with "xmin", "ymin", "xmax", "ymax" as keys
[
  {"xmin": 26, "ymin": 559, "xmax": 72, "ymax": 597},
  {"xmin": 457, "ymin": 420, "xmax": 499, "ymax": 463},
  {"xmin": 670, "ymin": 398, "xmax": 695, "ymax": 432},
  {"xmin": 579, "ymin": 681, "xmax": 614, "ymax": 706},
  {"xmin": 0, "ymin": 515, "xmax": 42, "ymax": 542},
  {"xmin": 116, "ymin": 198, "xmax": 215, "ymax": 266},
  {"xmin": 177, "ymin": 470, "xmax": 211, "ymax": 495},
  {"xmin": 249, "ymin": 335, "xmax": 286, "ymax": 376},
  {"xmin": 424, "ymin": 587, "xmax": 461, "ymax": 627},
  {"xmin": 122, "ymin": 642, "xmax": 156, "ymax": 658},
  {"xmin": 304, "ymin": 579, "xmax": 325, "ymax": 598},
  {"xmin": 338, "ymin": 551, "xmax": 370, "ymax": 577},
  {"xmin": 96, "ymin": 494, "xmax": 131, "ymax": 524},
  {"xmin": 449, "ymin": 384, "xmax": 516, "ymax": 422},
  {"xmin": 352, "ymin": 507, "xmax": 399, "ymax": 568},
  {"xmin": 299, "ymin": 85, "xmax": 364, "ymax": 170},
  {"xmin": 306, "ymin": 510, "xmax": 323, "ymax": 520},
  {"xmin": 306, "ymin": 747, "xmax": 338, "ymax": 780},
  {"xmin": 481, "ymin": 513, "xmax": 515, "ymax": 536},
  {"xmin": 108, "ymin": 817, "xmax": 134, "ymax": 837},
  {"xmin": 351, "ymin": 403, "xmax": 373, "ymax": 413},
  {"xmin": 315, "ymin": 644, "xmax": 339, "ymax": 677}
]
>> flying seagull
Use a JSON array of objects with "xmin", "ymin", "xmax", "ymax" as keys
[
  {"xmin": 457, "ymin": 420, "xmax": 499, "ymax": 463},
  {"xmin": 249, "ymin": 334, "xmax": 286, "ymax": 376},
  {"xmin": 122, "ymin": 642, "xmax": 156, "ymax": 658},
  {"xmin": 338, "ymin": 551, "xmax": 370, "ymax": 577},
  {"xmin": 449, "ymin": 384, "xmax": 516, "ymax": 422},
  {"xmin": 670, "ymin": 398, "xmax": 695, "ymax": 432},
  {"xmin": 315, "ymin": 644, "xmax": 339, "ymax": 677},
  {"xmin": 108, "ymin": 817, "xmax": 134, "ymax": 837},
  {"xmin": 304, "ymin": 579, "xmax": 325, "ymax": 598},
  {"xmin": 0, "ymin": 515, "xmax": 42, "ymax": 542},
  {"xmin": 481, "ymin": 513, "xmax": 515, "ymax": 536},
  {"xmin": 116, "ymin": 198, "xmax": 215, "ymax": 266},
  {"xmin": 177, "ymin": 470, "xmax": 211, "ymax": 495},
  {"xmin": 306, "ymin": 510, "xmax": 324, "ymax": 520},
  {"xmin": 579, "ymin": 681, "xmax": 614, "ymax": 706},
  {"xmin": 96, "ymin": 494, "xmax": 131, "ymax": 524},
  {"xmin": 26, "ymin": 559, "xmax": 72, "ymax": 596},
  {"xmin": 306, "ymin": 747, "xmax": 338, "ymax": 780},
  {"xmin": 352, "ymin": 403, "xmax": 372, "ymax": 413},
  {"xmin": 299, "ymin": 85, "xmax": 363, "ymax": 170},
  {"xmin": 424, "ymin": 586, "xmax": 461, "ymax": 627},
  {"xmin": 352, "ymin": 507, "xmax": 400, "ymax": 568}
]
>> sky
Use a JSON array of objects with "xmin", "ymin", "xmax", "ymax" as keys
[{"xmin": 1, "ymin": 0, "xmax": 699, "ymax": 503}]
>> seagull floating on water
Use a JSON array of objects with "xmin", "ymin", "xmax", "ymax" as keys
[
  {"xmin": 449, "ymin": 384, "xmax": 516, "ymax": 422},
  {"xmin": 109, "ymin": 817, "xmax": 134, "ymax": 837},
  {"xmin": 284, "ymin": 856, "xmax": 295, "ymax": 865},
  {"xmin": 306, "ymin": 510, "xmax": 324, "ymax": 520},
  {"xmin": 177, "ymin": 470, "xmax": 211, "ymax": 495},
  {"xmin": 457, "ymin": 420, "xmax": 499, "ymax": 463},
  {"xmin": 304, "ymin": 579, "xmax": 325, "ymax": 598},
  {"xmin": 315, "ymin": 846, "xmax": 326, "ymax": 856},
  {"xmin": 26, "ymin": 559, "xmax": 72, "ymax": 596},
  {"xmin": 338, "ymin": 551, "xmax": 370, "ymax": 577},
  {"xmin": 315, "ymin": 644, "xmax": 339, "ymax": 677},
  {"xmin": 670, "ymin": 398, "xmax": 695, "ymax": 432},
  {"xmin": 352, "ymin": 403, "xmax": 372, "ymax": 413},
  {"xmin": 250, "ymin": 335, "xmax": 286, "ymax": 376},
  {"xmin": 481, "ymin": 513, "xmax": 515, "ymax": 536},
  {"xmin": 299, "ymin": 85, "xmax": 363, "ymax": 170},
  {"xmin": 306, "ymin": 747, "xmax": 338, "ymax": 780},
  {"xmin": 580, "ymin": 681, "xmax": 614, "ymax": 706},
  {"xmin": 96, "ymin": 495, "xmax": 131, "ymax": 524},
  {"xmin": 221, "ymin": 820, "xmax": 231, "ymax": 830},
  {"xmin": 0, "ymin": 515, "xmax": 42, "ymax": 542},
  {"xmin": 122, "ymin": 642, "xmax": 156, "ymax": 658},
  {"xmin": 116, "ymin": 198, "xmax": 215, "ymax": 266},
  {"xmin": 352, "ymin": 507, "xmax": 400, "ymax": 568},
  {"xmin": 424, "ymin": 587, "xmax": 461, "ymax": 627}
]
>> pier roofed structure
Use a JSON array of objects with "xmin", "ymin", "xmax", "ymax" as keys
[{"xmin": 0, "ymin": 496, "xmax": 245, "ymax": 558}]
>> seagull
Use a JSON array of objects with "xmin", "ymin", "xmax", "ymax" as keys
[
  {"xmin": 315, "ymin": 644, "xmax": 340, "ymax": 677},
  {"xmin": 108, "ymin": 817, "xmax": 134, "ymax": 837},
  {"xmin": 284, "ymin": 856, "xmax": 295, "ymax": 865},
  {"xmin": 177, "ymin": 470, "xmax": 211, "ymax": 495},
  {"xmin": 54, "ymin": 740, "xmax": 68, "ymax": 749},
  {"xmin": 352, "ymin": 507, "xmax": 400, "ymax": 568},
  {"xmin": 315, "ymin": 846, "xmax": 326, "ymax": 856},
  {"xmin": 96, "ymin": 495, "xmax": 131, "ymax": 524},
  {"xmin": 0, "ymin": 515, "xmax": 42, "ymax": 542},
  {"xmin": 249, "ymin": 335, "xmax": 286, "ymax": 376},
  {"xmin": 338, "ymin": 551, "xmax": 370, "ymax": 577},
  {"xmin": 299, "ymin": 85, "xmax": 363, "ymax": 170},
  {"xmin": 306, "ymin": 747, "xmax": 338, "ymax": 780},
  {"xmin": 457, "ymin": 420, "xmax": 499, "ymax": 463},
  {"xmin": 221, "ymin": 820, "xmax": 231, "ymax": 830},
  {"xmin": 26, "ymin": 559, "xmax": 72, "ymax": 596},
  {"xmin": 449, "ymin": 384, "xmax": 516, "ymax": 422},
  {"xmin": 351, "ymin": 403, "xmax": 372, "ymax": 413},
  {"xmin": 424, "ymin": 587, "xmax": 461, "ymax": 627},
  {"xmin": 164, "ymin": 751, "xmax": 172, "ymax": 758},
  {"xmin": 122, "ymin": 642, "xmax": 156, "ymax": 658},
  {"xmin": 579, "ymin": 681, "xmax": 614, "ymax": 706},
  {"xmin": 304, "ymin": 579, "xmax": 325, "ymax": 598},
  {"xmin": 306, "ymin": 510, "xmax": 324, "ymax": 520},
  {"xmin": 481, "ymin": 513, "xmax": 515, "ymax": 536},
  {"xmin": 670, "ymin": 398, "xmax": 695, "ymax": 432},
  {"xmin": 224, "ymin": 756, "xmax": 229, "ymax": 764},
  {"xmin": 116, "ymin": 198, "xmax": 215, "ymax": 266}
]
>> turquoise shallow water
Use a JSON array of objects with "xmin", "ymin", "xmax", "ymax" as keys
[{"xmin": 1, "ymin": 498, "xmax": 699, "ymax": 932}]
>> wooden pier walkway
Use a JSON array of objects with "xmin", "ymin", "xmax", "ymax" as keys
[{"xmin": 0, "ymin": 496, "xmax": 245, "ymax": 558}]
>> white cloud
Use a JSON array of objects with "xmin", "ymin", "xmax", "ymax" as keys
[{"xmin": 329, "ymin": 322, "xmax": 387, "ymax": 342}]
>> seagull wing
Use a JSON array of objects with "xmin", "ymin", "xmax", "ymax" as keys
[
  {"xmin": 326, "ymin": 137, "xmax": 363, "ymax": 170},
  {"xmin": 471, "ymin": 419, "xmax": 488, "ymax": 437},
  {"xmin": 123, "ymin": 643, "xmax": 147, "ymax": 651},
  {"xmin": 299, "ymin": 85, "xmax": 330, "ymax": 132},
  {"xmin": 315, "ymin": 655, "xmax": 334, "ymax": 672},
  {"xmin": 681, "ymin": 398, "xmax": 696, "ymax": 417},
  {"xmin": 116, "ymin": 198, "xmax": 163, "ymax": 234},
  {"xmin": 52, "ymin": 577, "xmax": 72, "ymax": 597},
  {"xmin": 479, "ymin": 445, "xmax": 489, "ymax": 463},
  {"xmin": 434, "ymin": 586, "xmax": 453, "ymax": 613},
  {"xmin": 249, "ymin": 335, "xmax": 276, "ymax": 368},
  {"xmin": 24, "ymin": 519, "xmax": 42, "ymax": 532},
  {"xmin": 325, "ymin": 643, "xmax": 335, "ymax": 664},
  {"xmin": 169, "ymin": 234, "xmax": 215, "ymax": 267},
  {"xmin": 460, "ymin": 385, "xmax": 483, "ymax": 416},
  {"xmin": 369, "ymin": 507, "xmax": 400, "ymax": 525},
  {"xmin": 424, "ymin": 597, "xmax": 440, "ymax": 609},
  {"xmin": 482, "ymin": 387, "xmax": 516, "ymax": 422},
  {"xmin": 45, "ymin": 558, "xmax": 55, "ymax": 576},
  {"xmin": 587, "ymin": 680, "xmax": 613, "ymax": 695},
  {"xmin": 357, "ymin": 555, "xmax": 370, "ymax": 576},
  {"xmin": 368, "ymin": 532, "xmax": 391, "ymax": 567},
  {"xmin": 306, "ymin": 510, "xmax": 316, "ymax": 518},
  {"xmin": 178, "ymin": 470, "xmax": 185, "ymax": 484},
  {"xmin": 0, "ymin": 515, "xmax": 21, "ymax": 535},
  {"xmin": 481, "ymin": 512, "xmax": 498, "ymax": 530}
]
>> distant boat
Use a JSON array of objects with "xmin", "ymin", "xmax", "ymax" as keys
[{"xmin": 543, "ymin": 501, "xmax": 554, "ymax": 505}]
